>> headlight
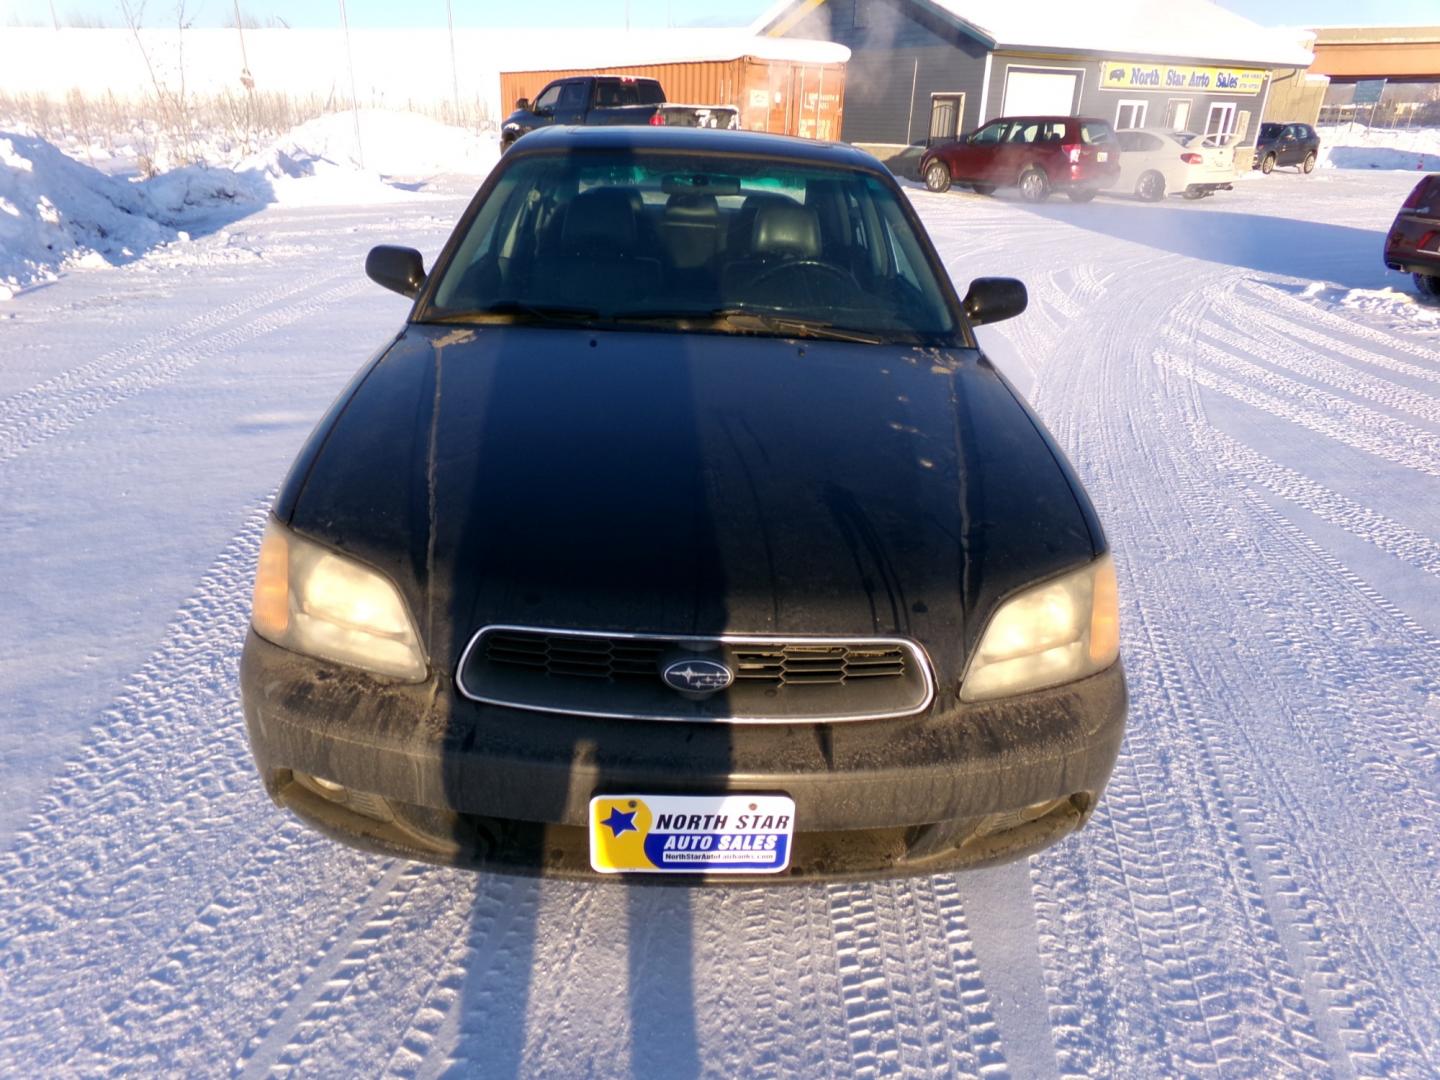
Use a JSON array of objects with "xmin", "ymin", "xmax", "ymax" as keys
[
  {"xmin": 250, "ymin": 517, "xmax": 428, "ymax": 681},
  {"xmin": 960, "ymin": 555, "xmax": 1119, "ymax": 702}
]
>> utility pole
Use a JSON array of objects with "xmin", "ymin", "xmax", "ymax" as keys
[
  {"xmin": 446, "ymin": 0, "xmax": 461, "ymax": 125},
  {"xmin": 338, "ymin": 0, "xmax": 365, "ymax": 168},
  {"xmin": 233, "ymin": 1, "xmax": 253, "ymax": 87},
  {"xmin": 48, "ymin": 1, "xmax": 60, "ymax": 30}
]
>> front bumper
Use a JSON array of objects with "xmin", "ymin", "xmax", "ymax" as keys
[{"xmin": 240, "ymin": 631, "xmax": 1127, "ymax": 881}]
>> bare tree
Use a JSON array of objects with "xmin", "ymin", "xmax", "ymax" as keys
[{"xmin": 116, "ymin": 0, "xmax": 197, "ymax": 169}]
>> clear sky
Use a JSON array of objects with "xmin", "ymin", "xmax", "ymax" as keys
[{"xmin": 3, "ymin": 0, "xmax": 1437, "ymax": 30}]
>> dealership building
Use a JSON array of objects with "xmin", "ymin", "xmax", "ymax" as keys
[{"xmin": 754, "ymin": 0, "xmax": 1314, "ymax": 165}]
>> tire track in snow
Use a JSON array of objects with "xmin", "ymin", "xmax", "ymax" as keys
[
  {"xmin": 1087, "ymin": 281, "xmax": 1440, "ymax": 1074},
  {"xmin": 0, "ymin": 277, "xmax": 305, "ymax": 424},
  {"xmin": 1026, "ymin": 261, "xmax": 1337, "ymax": 1077},
  {"xmin": 1204, "ymin": 283, "xmax": 1440, "ymax": 425},
  {"xmin": 0, "ymin": 504, "xmax": 402, "ymax": 1076},
  {"xmin": 1192, "ymin": 426, "xmax": 1440, "ymax": 579},
  {"xmin": 827, "ymin": 882, "xmax": 903, "ymax": 1075},
  {"xmin": 1153, "ymin": 349, "xmax": 1440, "ymax": 479},
  {"xmin": 1240, "ymin": 280, "xmax": 1440, "ymax": 372},
  {"xmin": 0, "ymin": 275, "xmax": 364, "ymax": 465},
  {"xmin": 1162, "ymin": 325, "xmax": 1440, "ymax": 460},
  {"xmin": 234, "ymin": 865, "xmax": 475, "ymax": 1078}
]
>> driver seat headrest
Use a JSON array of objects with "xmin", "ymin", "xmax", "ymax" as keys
[
  {"xmin": 562, "ymin": 187, "xmax": 638, "ymax": 250},
  {"xmin": 750, "ymin": 203, "xmax": 821, "ymax": 259}
]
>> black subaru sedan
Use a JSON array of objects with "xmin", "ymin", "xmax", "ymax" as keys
[{"xmin": 240, "ymin": 126, "xmax": 1125, "ymax": 881}]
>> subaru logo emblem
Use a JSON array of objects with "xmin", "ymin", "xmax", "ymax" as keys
[{"xmin": 662, "ymin": 658, "xmax": 734, "ymax": 695}]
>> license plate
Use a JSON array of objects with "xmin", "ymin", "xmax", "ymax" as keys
[
  {"xmin": 1096, "ymin": 151, "xmax": 1109, "ymax": 162},
  {"xmin": 589, "ymin": 794, "xmax": 795, "ymax": 874}
]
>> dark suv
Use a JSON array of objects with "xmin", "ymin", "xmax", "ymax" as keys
[
  {"xmin": 1384, "ymin": 173, "xmax": 1440, "ymax": 301},
  {"xmin": 1254, "ymin": 122, "xmax": 1320, "ymax": 174},
  {"xmin": 920, "ymin": 116, "xmax": 1121, "ymax": 203}
]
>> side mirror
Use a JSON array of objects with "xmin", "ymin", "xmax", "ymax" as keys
[
  {"xmin": 962, "ymin": 277, "xmax": 1027, "ymax": 326},
  {"xmin": 516, "ymin": 97, "xmax": 530, "ymax": 112},
  {"xmin": 365, "ymin": 245, "xmax": 426, "ymax": 299}
]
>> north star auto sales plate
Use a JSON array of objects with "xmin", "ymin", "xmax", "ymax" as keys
[{"xmin": 589, "ymin": 794, "xmax": 795, "ymax": 874}]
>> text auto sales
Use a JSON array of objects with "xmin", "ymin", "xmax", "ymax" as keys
[{"xmin": 654, "ymin": 810, "xmax": 790, "ymax": 852}]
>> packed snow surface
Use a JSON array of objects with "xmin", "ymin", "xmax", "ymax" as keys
[
  {"xmin": 0, "ymin": 155, "xmax": 1438, "ymax": 1075},
  {"xmin": 0, "ymin": 112, "xmax": 498, "ymax": 297}
]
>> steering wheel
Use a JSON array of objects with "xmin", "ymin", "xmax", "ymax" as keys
[{"xmin": 748, "ymin": 259, "xmax": 855, "ymax": 290}]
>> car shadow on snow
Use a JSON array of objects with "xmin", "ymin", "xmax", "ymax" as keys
[{"xmin": 1016, "ymin": 198, "xmax": 1394, "ymax": 291}]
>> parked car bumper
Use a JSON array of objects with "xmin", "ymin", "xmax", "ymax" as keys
[
  {"xmin": 1067, "ymin": 162, "xmax": 1121, "ymax": 190},
  {"xmin": 1385, "ymin": 222, "xmax": 1440, "ymax": 275},
  {"xmin": 240, "ymin": 631, "xmax": 1127, "ymax": 882}
]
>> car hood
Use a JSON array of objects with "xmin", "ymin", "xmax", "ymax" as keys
[{"xmin": 283, "ymin": 324, "xmax": 1100, "ymax": 686}]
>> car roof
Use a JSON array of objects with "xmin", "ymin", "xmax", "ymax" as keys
[
  {"xmin": 508, "ymin": 125, "xmax": 885, "ymax": 173},
  {"xmin": 990, "ymin": 116, "xmax": 1111, "ymax": 124}
]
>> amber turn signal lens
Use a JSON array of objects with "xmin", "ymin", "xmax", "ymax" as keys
[
  {"xmin": 1089, "ymin": 556, "xmax": 1120, "ymax": 666},
  {"xmin": 251, "ymin": 523, "xmax": 290, "ymax": 638}
]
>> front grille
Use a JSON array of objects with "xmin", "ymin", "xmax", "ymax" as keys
[
  {"xmin": 731, "ymin": 643, "xmax": 907, "ymax": 685},
  {"xmin": 459, "ymin": 627, "xmax": 933, "ymax": 723},
  {"xmin": 484, "ymin": 630, "xmax": 665, "ymax": 681},
  {"xmin": 484, "ymin": 631, "xmax": 908, "ymax": 688}
]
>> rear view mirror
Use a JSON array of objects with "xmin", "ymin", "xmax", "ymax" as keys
[
  {"xmin": 365, "ymin": 245, "xmax": 426, "ymax": 299},
  {"xmin": 962, "ymin": 277, "xmax": 1027, "ymax": 326}
]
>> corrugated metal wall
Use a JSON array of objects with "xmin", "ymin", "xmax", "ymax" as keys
[
  {"xmin": 779, "ymin": 0, "xmax": 990, "ymax": 144},
  {"xmin": 500, "ymin": 59, "xmax": 846, "ymax": 139}
]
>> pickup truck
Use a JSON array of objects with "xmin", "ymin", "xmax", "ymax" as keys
[{"xmin": 501, "ymin": 75, "xmax": 739, "ymax": 150}]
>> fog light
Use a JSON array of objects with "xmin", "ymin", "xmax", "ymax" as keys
[
  {"xmin": 973, "ymin": 797, "xmax": 1067, "ymax": 839},
  {"xmin": 292, "ymin": 771, "xmax": 394, "ymax": 823}
]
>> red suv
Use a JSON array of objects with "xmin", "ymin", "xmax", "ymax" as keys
[
  {"xmin": 1384, "ymin": 174, "xmax": 1440, "ymax": 302},
  {"xmin": 921, "ymin": 116, "xmax": 1121, "ymax": 203}
]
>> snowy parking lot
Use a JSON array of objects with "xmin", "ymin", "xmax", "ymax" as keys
[{"xmin": 1, "ymin": 149, "xmax": 1438, "ymax": 1077}]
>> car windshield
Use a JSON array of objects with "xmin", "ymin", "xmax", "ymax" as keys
[
  {"xmin": 422, "ymin": 149, "xmax": 958, "ymax": 343},
  {"xmin": 1172, "ymin": 132, "xmax": 1201, "ymax": 146},
  {"xmin": 1260, "ymin": 123, "xmax": 1282, "ymax": 139}
]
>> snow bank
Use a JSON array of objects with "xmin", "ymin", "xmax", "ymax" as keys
[
  {"xmin": 239, "ymin": 110, "xmax": 498, "ymax": 206},
  {"xmin": 0, "ymin": 129, "xmax": 179, "ymax": 299},
  {"xmin": 1318, "ymin": 125, "xmax": 1440, "ymax": 172},
  {"xmin": 0, "ymin": 110, "xmax": 498, "ymax": 297}
]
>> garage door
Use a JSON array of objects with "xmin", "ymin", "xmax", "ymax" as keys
[{"xmin": 1002, "ymin": 70, "xmax": 1079, "ymax": 116}]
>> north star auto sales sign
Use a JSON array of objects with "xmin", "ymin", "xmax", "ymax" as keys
[{"xmin": 1099, "ymin": 61, "xmax": 1266, "ymax": 96}]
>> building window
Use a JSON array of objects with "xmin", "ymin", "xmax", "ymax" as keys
[
  {"xmin": 852, "ymin": 0, "xmax": 866, "ymax": 28},
  {"xmin": 1205, "ymin": 102, "xmax": 1237, "ymax": 144},
  {"xmin": 1163, "ymin": 99, "xmax": 1192, "ymax": 130},
  {"xmin": 1115, "ymin": 100, "xmax": 1148, "ymax": 129}
]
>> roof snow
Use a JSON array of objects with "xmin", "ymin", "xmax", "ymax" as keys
[{"xmin": 754, "ymin": 0, "xmax": 1314, "ymax": 68}]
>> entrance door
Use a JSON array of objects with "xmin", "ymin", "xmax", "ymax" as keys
[
  {"xmin": 1164, "ymin": 99, "xmax": 1192, "ymax": 130},
  {"xmin": 928, "ymin": 93, "xmax": 965, "ymax": 145}
]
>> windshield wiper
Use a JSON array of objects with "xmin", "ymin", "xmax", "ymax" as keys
[
  {"xmin": 615, "ymin": 308, "xmax": 884, "ymax": 344},
  {"xmin": 427, "ymin": 304, "xmax": 885, "ymax": 344},
  {"xmin": 425, "ymin": 302, "xmax": 603, "ymax": 325},
  {"xmin": 709, "ymin": 310, "xmax": 884, "ymax": 345}
]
